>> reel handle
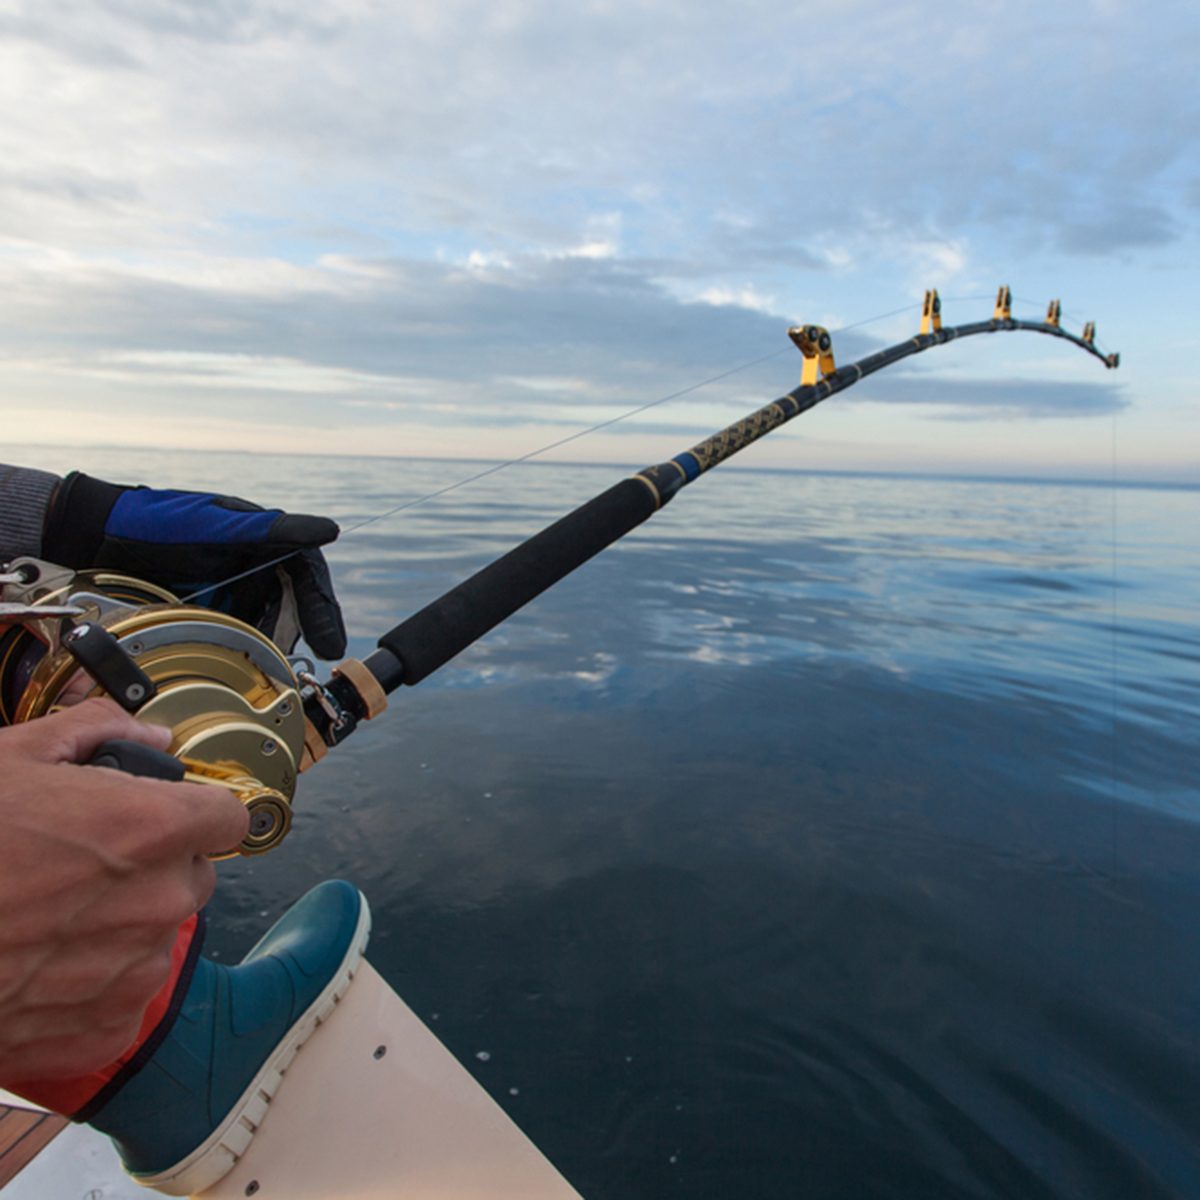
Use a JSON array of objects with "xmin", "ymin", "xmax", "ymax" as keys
[
  {"xmin": 88, "ymin": 738, "xmax": 186, "ymax": 781},
  {"xmin": 86, "ymin": 738, "xmax": 294, "ymax": 858}
]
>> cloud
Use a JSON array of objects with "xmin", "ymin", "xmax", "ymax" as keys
[
  {"xmin": 0, "ymin": 247, "xmax": 800, "ymax": 397},
  {"xmin": 0, "ymin": 240, "xmax": 1122, "ymax": 437},
  {"xmin": 691, "ymin": 285, "xmax": 778, "ymax": 314},
  {"xmin": 850, "ymin": 374, "xmax": 1128, "ymax": 420},
  {"xmin": 2, "ymin": 0, "xmax": 1196, "ymax": 268},
  {"xmin": 1055, "ymin": 202, "xmax": 1178, "ymax": 255},
  {"xmin": 0, "ymin": 0, "xmax": 345, "ymax": 56},
  {"xmin": 0, "ymin": 0, "xmax": 1180, "ymax": 470}
]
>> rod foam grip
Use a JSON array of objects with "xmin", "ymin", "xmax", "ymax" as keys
[{"xmin": 378, "ymin": 478, "xmax": 658, "ymax": 685}]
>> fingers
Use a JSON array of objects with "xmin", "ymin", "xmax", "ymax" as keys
[
  {"xmin": 167, "ymin": 781, "xmax": 250, "ymax": 858},
  {"xmin": 54, "ymin": 669, "xmax": 101, "ymax": 708},
  {"xmin": 12, "ymin": 697, "xmax": 171, "ymax": 765},
  {"xmin": 268, "ymin": 512, "xmax": 340, "ymax": 549},
  {"xmin": 12, "ymin": 704, "xmax": 249, "ymax": 857},
  {"xmin": 107, "ymin": 776, "xmax": 250, "ymax": 863},
  {"xmin": 50, "ymin": 756, "xmax": 250, "ymax": 865},
  {"xmin": 284, "ymin": 549, "xmax": 347, "ymax": 659}
]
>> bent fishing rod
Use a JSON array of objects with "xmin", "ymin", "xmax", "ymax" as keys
[{"xmin": 0, "ymin": 288, "xmax": 1119, "ymax": 855}]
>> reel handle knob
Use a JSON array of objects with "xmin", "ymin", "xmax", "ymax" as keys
[{"xmin": 88, "ymin": 738, "xmax": 186, "ymax": 781}]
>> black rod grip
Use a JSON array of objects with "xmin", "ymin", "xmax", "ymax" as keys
[
  {"xmin": 378, "ymin": 477, "xmax": 659, "ymax": 686},
  {"xmin": 368, "ymin": 317, "xmax": 1113, "ymax": 694}
]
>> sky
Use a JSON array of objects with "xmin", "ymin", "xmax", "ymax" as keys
[{"xmin": 1, "ymin": 0, "xmax": 1197, "ymax": 481}]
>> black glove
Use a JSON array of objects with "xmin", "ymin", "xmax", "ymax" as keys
[{"xmin": 43, "ymin": 472, "xmax": 347, "ymax": 659}]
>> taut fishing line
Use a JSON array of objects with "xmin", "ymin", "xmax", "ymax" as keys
[{"xmin": 178, "ymin": 294, "xmax": 1026, "ymax": 604}]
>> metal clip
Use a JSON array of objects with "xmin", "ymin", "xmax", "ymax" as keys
[
  {"xmin": 297, "ymin": 669, "xmax": 344, "ymax": 729},
  {"xmin": 0, "ymin": 602, "xmax": 84, "ymax": 620},
  {"xmin": 0, "ymin": 558, "xmax": 78, "ymax": 607},
  {"xmin": 65, "ymin": 591, "xmax": 137, "ymax": 620}
]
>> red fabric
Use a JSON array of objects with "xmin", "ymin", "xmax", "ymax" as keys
[{"xmin": 9, "ymin": 913, "xmax": 199, "ymax": 1117}]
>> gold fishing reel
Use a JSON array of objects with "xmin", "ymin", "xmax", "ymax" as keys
[{"xmin": 1, "ymin": 557, "xmax": 319, "ymax": 857}]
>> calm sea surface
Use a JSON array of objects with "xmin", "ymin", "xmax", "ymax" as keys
[{"xmin": 14, "ymin": 446, "xmax": 1200, "ymax": 1198}]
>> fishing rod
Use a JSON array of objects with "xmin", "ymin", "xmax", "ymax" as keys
[
  {"xmin": 0, "ymin": 287, "xmax": 1119, "ymax": 855},
  {"xmin": 313, "ymin": 287, "xmax": 1119, "ymax": 732}
]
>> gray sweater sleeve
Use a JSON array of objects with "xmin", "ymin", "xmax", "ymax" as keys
[{"xmin": 0, "ymin": 465, "xmax": 61, "ymax": 563}]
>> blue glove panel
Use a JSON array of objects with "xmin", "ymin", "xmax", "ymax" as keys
[{"xmin": 106, "ymin": 491, "xmax": 280, "ymax": 546}]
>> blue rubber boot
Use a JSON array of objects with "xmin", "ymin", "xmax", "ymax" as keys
[{"xmin": 83, "ymin": 880, "xmax": 370, "ymax": 1196}]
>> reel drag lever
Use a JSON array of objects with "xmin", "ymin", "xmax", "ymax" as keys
[{"xmin": 64, "ymin": 622, "xmax": 157, "ymax": 713}]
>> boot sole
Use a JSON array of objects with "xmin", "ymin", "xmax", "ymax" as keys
[{"xmin": 131, "ymin": 892, "xmax": 373, "ymax": 1196}]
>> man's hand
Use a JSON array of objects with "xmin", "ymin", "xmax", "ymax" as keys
[
  {"xmin": 0, "ymin": 700, "xmax": 249, "ymax": 1083},
  {"xmin": 41, "ymin": 472, "xmax": 347, "ymax": 659}
]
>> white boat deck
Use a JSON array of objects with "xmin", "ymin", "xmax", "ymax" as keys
[{"xmin": 2, "ymin": 962, "xmax": 580, "ymax": 1199}]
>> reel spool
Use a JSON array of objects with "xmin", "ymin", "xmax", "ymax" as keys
[{"xmin": 1, "ymin": 557, "xmax": 313, "ymax": 857}]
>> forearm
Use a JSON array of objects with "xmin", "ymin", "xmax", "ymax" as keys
[
  {"xmin": 0, "ymin": 465, "xmax": 60, "ymax": 562},
  {"xmin": 0, "ymin": 700, "xmax": 248, "ymax": 1083}
]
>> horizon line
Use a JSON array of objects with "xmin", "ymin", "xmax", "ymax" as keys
[{"xmin": 5, "ymin": 440, "xmax": 1197, "ymax": 493}]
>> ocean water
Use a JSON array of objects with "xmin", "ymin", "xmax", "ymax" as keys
[{"xmin": 11, "ymin": 445, "xmax": 1200, "ymax": 1198}]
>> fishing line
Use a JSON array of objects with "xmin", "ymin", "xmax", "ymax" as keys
[
  {"xmin": 1014, "ymin": 294, "xmax": 1114, "ymax": 355},
  {"xmin": 1012, "ymin": 288, "xmax": 1121, "ymax": 868},
  {"xmin": 182, "ymin": 297, "xmax": 942, "ymax": 603},
  {"xmin": 180, "ymin": 346, "xmax": 787, "ymax": 601},
  {"xmin": 184, "ymin": 291, "xmax": 1099, "ymax": 606},
  {"xmin": 1109, "ymin": 407, "xmax": 1120, "ymax": 873}
]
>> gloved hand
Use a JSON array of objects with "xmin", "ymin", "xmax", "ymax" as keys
[{"xmin": 42, "ymin": 472, "xmax": 347, "ymax": 660}]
